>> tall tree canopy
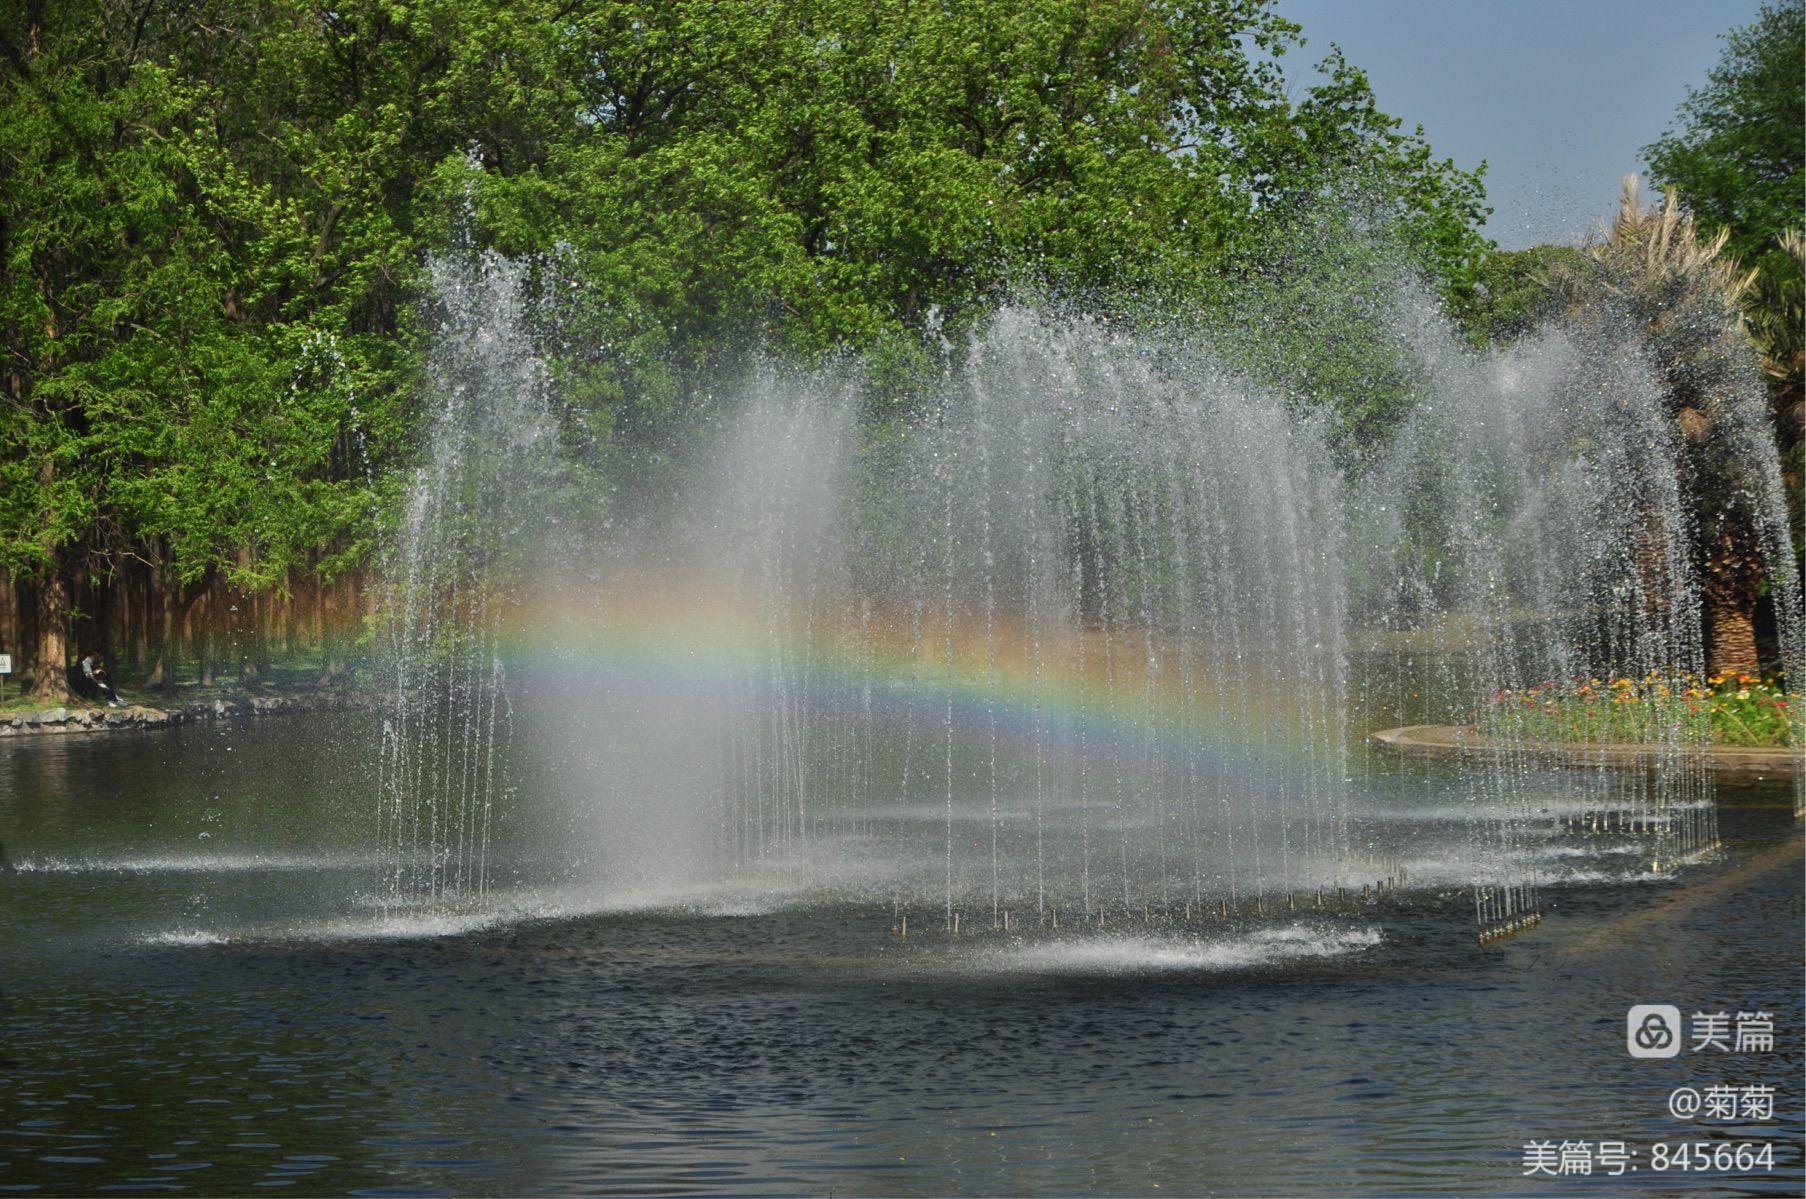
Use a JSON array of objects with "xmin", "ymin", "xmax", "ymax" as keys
[
  {"xmin": 0, "ymin": 0, "xmax": 441, "ymax": 696},
  {"xmin": 1646, "ymin": 0, "xmax": 1805, "ymax": 552},
  {"xmin": 0, "ymin": 0, "xmax": 1492, "ymax": 697},
  {"xmin": 1645, "ymin": 0, "xmax": 1804, "ymax": 284}
]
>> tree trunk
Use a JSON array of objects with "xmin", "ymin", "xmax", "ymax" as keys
[
  {"xmin": 0, "ymin": 570, "xmax": 15, "ymax": 666},
  {"xmin": 129, "ymin": 563, "xmax": 151, "ymax": 676},
  {"xmin": 318, "ymin": 579, "xmax": 341, "ymax": 686},
  {"xmin": 197, "ymin": 592, "xmax": 215, "ymax": 686},
  {"xmin": 27, "ymin": 565, "xmax": 73, "ymax": 703},
  {"xmin": 148, "ymin": 558, "xmax": 175, "ymax": 694},
  {"xmin": 1632, "ymin": 507, "xmax": 1675, "ymax": 626},
  {"xmin": 1699, "ymin": 519, "xmax": 1765, "ymax": 679},
  {"xmin": 309, "ymin": 572, "xmax": 323, "ymax": 655},
  {"xmin": 1706, "ymin": 600, "xmax": 1760, "ymax": 678}
]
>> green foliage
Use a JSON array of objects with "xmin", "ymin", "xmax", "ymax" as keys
[
  {"xmin": 1254, "ymin": 47, "xmax": 1494, "ymax": 320},
  {"xmin": 465, "ymin": 1, "xmax": 1494, "ymax": 430},
  {"xmin": 0, "ymin": 0, "xmax": 1495, "ymax": 676},
  {"xmin": 1644, "ymin": 1, "xmax": 1804, "ymax": 565},
  {"xmin": 1464, "ymin": 245, "xmax": 1589, "ymax": 346},
  {"xmin": 0, "ymin": 0, "xmax": 429, "ymax": 595},
  {"xmin": 1645, "ymin": 0, "xmax": 1805, "ymax": 291}
]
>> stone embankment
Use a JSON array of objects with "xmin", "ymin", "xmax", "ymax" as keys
[{"xmin": 0, "ymin": 692, "xmax": 368, "ymax": 737}]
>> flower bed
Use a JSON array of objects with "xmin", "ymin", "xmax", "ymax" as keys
[{"xmin": 1480, "ymin": 673, "xmax": 1799, "ymax": 749}]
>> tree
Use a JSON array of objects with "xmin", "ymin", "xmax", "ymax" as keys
[
  {"xmin": 1, "ymin": 0, "xmax": 1494, "ymax": 699},
  {"xmin": 1737, "ymin": 231, "xmax": 1805, "ymax": 551},
  {"xmin": 1645, "ymin": 0, "xmax": 1804, "ymax": 286},
  {"xmin": 469, "ymin": 1, "xmax": 1493, "ymax": 433},
  {"xmin": 0, "ymin": 0, "xmax": 425, "ymax": 699},
  {"xmin": 1552, "ymin": 177, "xmax": 1773, "ymax": 676},
  {"xmin": 1646, "ymin": 0, "xmax": 1804, "ymax": 552},
  {"xmin": 1464, "ymin": 245, "xmax": 1589, "ymax": 347}
]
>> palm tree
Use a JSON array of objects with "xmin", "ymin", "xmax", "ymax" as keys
[
  {"xmin": 1739, "ymin": 231, "xmax": 1804, "ymax": 409},
  {"xmin": 1553, "ymin": 176, "xmax": 1773, "ymax": 677},
  {"xmin": 1735, "ymin": 230, "xmax": 1804, "ymax": 553}
]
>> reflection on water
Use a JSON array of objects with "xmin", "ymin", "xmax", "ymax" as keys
[{"xmin": 1, "ymin": 720, "xmax": 1801, "ymax": 1195}]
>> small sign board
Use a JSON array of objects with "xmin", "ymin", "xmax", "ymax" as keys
[{"xmin": 0, "ymin": 654, "xmax": 11, "ymax": 674}]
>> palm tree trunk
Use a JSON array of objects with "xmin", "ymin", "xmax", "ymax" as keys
[
  {"xmin": 1699, "ymin": 518, "xmax": 1765, "ymax": 678},
  {"xmin": 1705, "ymin": 599, "xmax": 1760, "ymax": 678}
]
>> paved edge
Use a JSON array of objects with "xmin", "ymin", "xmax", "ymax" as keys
[{"xmin": 1372, "ymin": 724, "xmax": 1801, "ymax": 782}]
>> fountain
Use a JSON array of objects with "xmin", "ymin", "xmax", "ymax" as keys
[
  {"xmin": 1354, "ymin": 295, "xmax": 1802, "ymax": 939},
  {"xmin": 374, "ymin": 249, "xmax": 561, "ymax": 905},
  {"xmin": 376, "ymin": 252, "xmax": 1803, "ymax": 945}
]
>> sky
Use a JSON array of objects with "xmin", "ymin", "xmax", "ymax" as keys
[{"xmin": 1274, "ymin": 0, "xmax": 1773, "ymax": 249}]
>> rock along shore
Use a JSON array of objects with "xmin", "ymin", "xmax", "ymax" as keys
[{"xmin": 0, "ymin": 691, "xmax": 372, "ymax": 738}]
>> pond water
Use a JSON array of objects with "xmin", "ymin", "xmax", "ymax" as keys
[{"xmin": 1, "ymin": 716, "xmax": 1800, "ymax": 1196}]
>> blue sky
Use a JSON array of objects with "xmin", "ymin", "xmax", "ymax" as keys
[{"xmin": 1273, "ymin": 0, "xmax": 1772, "ymax": 249}]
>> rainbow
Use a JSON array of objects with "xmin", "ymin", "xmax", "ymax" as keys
[{"xmin": 499, "ymin": 581, "xmax": 1346, "ymax": 779}]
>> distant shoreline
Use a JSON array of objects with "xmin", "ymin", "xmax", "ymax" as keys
[{"xmin": 0, "ymin": 688, "xmax": 371, "ymax": 738}]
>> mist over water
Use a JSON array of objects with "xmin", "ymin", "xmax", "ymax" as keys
[{"xmin": 377, "ymin": 249, "xmax": 1803, "ymax": 944}]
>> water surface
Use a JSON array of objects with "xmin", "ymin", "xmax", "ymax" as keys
[{"xmin": 2, "ymin": 719, "xmax": 1800, "ymax": 1195}]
